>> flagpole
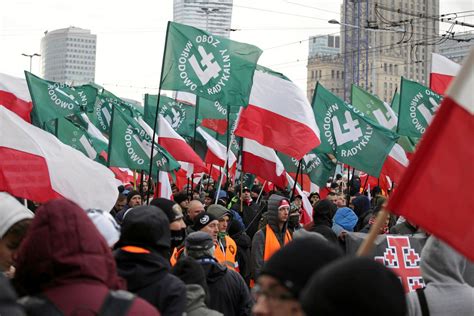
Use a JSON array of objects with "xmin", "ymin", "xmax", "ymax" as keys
[
  {"xmin": 356, "ymin": 208, "xmax": 389, "ymax": 256},
  {"xmin": 191, "ymin": 96, "xmax": 200, "ymax": 195},
  {"xmin": 225, "ymin": 104, "xmax": 230, "ymax": 187},
  {"xmin": 256, "ymin": 180, "xmax": 266, "ymax": 204},
  {"xmin": 396, "ymin": 78, "xmax": 403, "ymax": 134},
  {"xmin": 147, "ymin": 21, "xmax": 171, "ymax": 205},
  {"xmin": 139, "ymin": 170, "xmax": 144, "ymax": 197},
  {"xmin": 362, "ymin": 174, "xmax": 369, "ymax": 194},
  {"xmin": 215, "ymin": 163, "xmax": 227, "ymax": 204},
  {"xmin": 290, "ymin": 159, "xmax": 302, "ymax": 200}
]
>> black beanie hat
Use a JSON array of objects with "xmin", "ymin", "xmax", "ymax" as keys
[
  {"xmin": 192, "ymin": 212, "xmax": 218, "ymax": 231},
  {"xmin": 173, "ymin": 191, "xmax": 188, "ymax": 205},
  {"xmin": 127, "ymin": 190, "xmax": 141, "ymax": 204},
  {"xmin": 150, "ymin": 198, "xmax": 183, "ymax": 223},
  {"xmin": 301, "ymin": 257, "xmax": 406, "ymax": 316},
  {"xmin": 260, "ymin": 237, "xmax": 343, "ymax": 298},
  {"xmin": 313, "ymin": 199, "xmax": 336, "ymax": 221},
  {"xmin": 171, "ymin": 256, "xmax": 210, "ymax": 304}
]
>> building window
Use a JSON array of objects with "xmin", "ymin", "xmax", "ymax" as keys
[
  {"xmin": 331, "ymin": 70, "xmax": 335, "ymax": 79},
  {"xmin": 336, "ymin": 71, "xmax": 340, "ymax": 79}
]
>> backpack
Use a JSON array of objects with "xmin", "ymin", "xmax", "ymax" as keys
[{"xmin": 19, "ymin": 290, "xmax": 135, "ymax": 316}]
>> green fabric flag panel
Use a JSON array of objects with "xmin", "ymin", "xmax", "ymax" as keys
[
  {"xmin": 397, "ymin": 77, "xmax": 443, "ymax": 138},
  {"xmin": 144, "ymin": 94, "xmax": 195, "ymax": 138},
  {"xmin": 312, "ymin": 83, "xmax": 399, "ymax": 177},
  {"xmin": 108, "ymin": 106, "xmax": 180, "ymax": 172},
  {"xmin": 25, "ymin": 71, "xmax": 97, "ymax": 126},
  {"xmin": 160, "ymin": 22, "xmax": 262, "ymax": 107},
  {"xmin": 278, "ymin": 151, "xmax": 336, "ymax": 187}
]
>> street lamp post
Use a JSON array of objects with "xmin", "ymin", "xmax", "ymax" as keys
[
  {"xmin": 199, "ymin": 7, "xmax": 219, "ymax": 32},
  {"xmin": 21, "ymin": 53, "xmax": 41, "ymax": 72}
]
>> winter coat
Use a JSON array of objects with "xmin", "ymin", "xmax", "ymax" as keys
[
  {"xmin": 406, "ymin": 237, "xmax": 474, "ymax": 316},
  {"xmin": 389, "ymin": 221, "xmax": 420, "ymax": 235},
  {"xmin": 0, "ymin": 274, "xmax": 25, "ymax": 316},
  {"xmin": 251, "ymin": 194, "xmax": 290, "ymax": 279},
  {"xmin": 229, "ymin": 227, "xmax": 252, "ymax": 286},
  {"xmin": 115, "ymin": 205, "xmax": 186, "ymax": 316},
  {"xmin": 13, "ymin": 199, "xmax": 158, "ymax": 316},
  {"xmin": 184, "ymin": 284, "xmax": 223, "ymax": 316},
  {"xmin": 201, "ymin": 260, "xmax": 252, "ymax": 316},
  {"xmin": 311, "ymin": 200, "xmax": 338, "ymax": 244},
  {"xmin": 115, "ymin": 249, "xmax": 186, "ymax": 316},
  {"xmin": 232, "ymin": 200, "xmax": 261, "ymax": 239}
]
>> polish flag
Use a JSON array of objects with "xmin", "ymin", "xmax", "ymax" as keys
[
  {"xmin": 285, "ymin": 172, "xmax": 312, "ymax": 225},
  {"xmin": 156, "ymin": 171, "xmax": 173, "ymax": 200},
  {"xmin": 430, "ymin": 53, "xmax": 461, "ymax": 95},
  {"xmin": 389, "ymin": 49, "xmax": 474, "ymax": 261},
  {"xmin": 0, "ymin": 73, "xmax": 32, "ymax": 122},
  {"xmin": 196, "ymin": 126, "xmax": 236, "ymax": 168},
  {"xmin": 235, "ymin": 69, "xmax": 320, "ymax": 160},
  {"xmin": 158, "ymin": 114, "xmax": 206, "ymax": 172},
  {"xmin": 242, "ymin": 139, "xmax": 288, "ymax": 188},
  {"xmin": 381, "ymin": 144, "xmax": 409, "ymax": 184},
  {"xmin": 0, "ymin": 106, "xmax": 118, "ymax": 211}
]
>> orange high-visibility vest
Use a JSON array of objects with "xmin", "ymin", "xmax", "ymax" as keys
[
  {"xmin": 263, "ymin": 224, "xmax": 292, "ymax": 261},
  {"xmin": 214, "ymin": 235, "xmax": 238, "ymax": 271}
]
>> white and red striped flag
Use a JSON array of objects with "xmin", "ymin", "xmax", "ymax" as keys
[
  {"xmin": 430, "ymin": 53, "xmax": 461, "ymax": 95},
  {"xmin": 242, "ymin": 138, "xmax": 288, "ymax": 188},
  {"xmin": 235, "ymin": 68, "xmax": 321, "ymax": 160},
  {"xmin": 0, "ymin": 106, "xmax": 118, "ymax": 211},
  {"xmin": 285, "ymin": 172, "xmax": 312, "ymax": 225},
  {"xmin": 0, "ymin": 72, "xmax": 32, "ymax": 122},
  {"xmin": 196, "ymin": 126, "xmax": 237, "ymax": 168},
  {"xmin": 389, "ymin": 49, "xmax": 474, "ymax": 261},
  {"xmin": 381, "ymin": 143, "xmax": 409, "ymax": 184}
]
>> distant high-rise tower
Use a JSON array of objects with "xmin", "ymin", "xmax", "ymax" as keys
[
  {"xmin": 41, "ymin": 27, "xmax": 97, "ymax": 85},
  {"xmin": 173, "ymin": 0, "xmax": 233, "ymax": 37}
]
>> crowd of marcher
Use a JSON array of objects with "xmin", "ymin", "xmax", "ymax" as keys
[{"xmin": 0, "ymin": 174, "xmax": 472, "ymax": 315}]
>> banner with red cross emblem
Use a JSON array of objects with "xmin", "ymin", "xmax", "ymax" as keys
[{"xmin": 345, "ymin": 233, "xmax": 428, "ymax": 293}]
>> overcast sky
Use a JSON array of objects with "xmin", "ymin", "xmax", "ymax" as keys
[{"xmin": 1, "ymin": 0, "xmax": 472, "ymax": 102}]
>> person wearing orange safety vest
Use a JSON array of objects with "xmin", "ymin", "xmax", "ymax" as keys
[
  {"xmin": 251, "ymin": 194, "xmax": 292, "ymax": 282},
  {"xmin": 207, "ymin": 204, "xmax": 239, "ymax": 272}
]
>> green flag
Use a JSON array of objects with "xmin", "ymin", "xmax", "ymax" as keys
[
  {"xmin": 397, "ymin": 77, "xmax": 443, "ymax": 138},
  {"xmin": 25, "ymin": 71, "xmax": 97, "ymax": 126},
  {"xmin": 312, "ymin": 83, "xmax": 399, "ymax": 177},
  {"xmin": 108, "ymin": 106, "xmax": 180, "ymax": 172},
  {"xmin": 389, "ymin": 90, "xmax": 418, "ymax": 153},
  {"xmin": 144, "ymin": 94, "xmax": 195, "ymax": 137},
  {"xmin": 351, "ymin": 84, "xmax": 398, "ymax": 131},
  {"xmin": 160, "ymin": 22, "xmax": 262, "ymax": 107},
  {"xmin": 278, "ymin": 152, "xmax": 336, "ymax": 187}
]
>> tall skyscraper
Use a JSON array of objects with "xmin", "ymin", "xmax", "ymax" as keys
[
  {"xmin": 308, "ymin": 35, "xmax": 340, "ymax": 58},
  {"xmin": 307, "ymin": 0, "xmax": 440, "ymax": 102},
  {"xmin": 173, "ymin": 0, "xmax": 233, "ymax": 37},
  {"xmin": 40, "ymin": 27, "xmax": 97, "ymax": 85}
]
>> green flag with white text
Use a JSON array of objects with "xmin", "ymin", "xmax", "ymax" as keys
[
  {"xmin": 390, "ymin": 90, "xmax": 418, "ymax": 153},
  {"xmin": 25, "ymin": 71, "xmax": 97, "ymax": 126},
  {"xmin": 397, "ymin": 77, "xmax": 442, "ymax": 138},
  {"xmin": 160, "ymin": 22, "xmax": 262, "ymax": 107},
  {"xmin": 278, "ymin": 151, "xmax": 336, "ymax": 187},
  {"xmin": 108, "ymin": 106, "xmax": 180, "ymax": 172},
  {"xmin": 144, "ymin": 94, "xmax": 195, "ymax": 137},
  {"xmin": 312, "ymin": 83, "xmax": 399, "ymax": 177}
]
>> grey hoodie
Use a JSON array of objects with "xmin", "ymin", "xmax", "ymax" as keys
[
  {"xmin": 184, "ymin": 284, "xmax": 223, "ymax": 316},
  {"xmin": 406, "ymin": 236, "xmax": 474, "ymax": 316}
]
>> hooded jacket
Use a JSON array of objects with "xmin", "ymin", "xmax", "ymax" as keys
[
  {"xmin": 184, "ymin": 284, "xmax": 223, "ymax": 316},
  {"xmin": 229, "ymin": 219, "xmax": 252, "ymax": 286},
  {"xmin": 14, "ymin": 199, "xmax": 158, "ymax": 316},
  {"xmin": 115, "ymin": 206, "xmax": 186, "ymax": 316},
  {"xmin": 251, "ymin": 194, "xmax": 290, "ymax": 279},
  {"xmin": 406, "ymin": 237, "xmax": 474, "ymax": 316},
  {"xmin": 310, "ymin": 200, "xmax": 338, "ymax": 244},
  {"xmin": 200, "ymin": 260, "xmax": 252, "ymax": 316}
]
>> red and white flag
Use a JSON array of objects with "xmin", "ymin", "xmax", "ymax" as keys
[
  {"xmin": 235, "ymin": 69, "xmax": 321, "ymax": 160},
  {"xmin": 0, "ymin": 106, "xmax": 118, "ymax": 211},
  {"xmin": 285, "ymin": 172, "xmax": 312, "ymax": 225},
  {"xmin": 158, "ymin": 114, "xmax": 206, "ymax": 172},
  {"xmin": 381, "ymin": 143, "xmax": 409, "ymax": 184},
  {"xmin": 389, "ymin": 49, "xmax": 474, "ymax": 261},
  {"xmin": 0, "ymin": 72, "xmax": 32, "ymax": 122},
  {"xmin": 242, "ymin": 138, "xmax": 288, "ymax": 188},
  {"xmin": 430, "ymin": 53, "xmax": 461, "ymax": 95},
  {"xmin": 156, "ymin": 171, "xmax": 173, "ymax": 200},
  {"xmin": 196, "ymin": 126, "xmax": 236, "ymax": 168}
]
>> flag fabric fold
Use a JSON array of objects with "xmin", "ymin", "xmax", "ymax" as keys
[
  {"xmin": 0, "ymin": 106, "xmax": 118, "ymax": 211},
  {"xmin": 196, "ymin": 126, "xmax": 236, "ymax": 168},
  {"xmin": 235, "ymin": 68, "xmax": 321, "ymax": 160},
  {"xmin": 430, "ymin": 53, "xmax": 461, "ymax": 95},
  {"xmin": 388, "ymin": 49, "xmax": 474, "ymax": 261},
  {"xmin": 0, "ymin": 72, "xmax": 32, "ymax": 122}
]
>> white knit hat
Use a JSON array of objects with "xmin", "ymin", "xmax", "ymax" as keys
[
  {"xmin": 0, "ymin": 192, "xmax": 34, "ymax": 238},
  {"xmin": 85, "ymin": 208, "xmax": 120, "ymax": 247}
]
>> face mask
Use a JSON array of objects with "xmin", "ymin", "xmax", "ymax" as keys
[{"xmin": 170, "ymin": 228, "xmax": 186, "ymax": 248}]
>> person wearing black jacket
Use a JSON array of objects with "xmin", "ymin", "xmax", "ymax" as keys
[
  {"xmin": 114, "ymin": 205, "xmax": 186, "ymax": 316},
  {"xmin": 310, "ymin": 200, "xmax": 338, "ymax": 244},
  {"xmin": 231, "ymin": 187, "xmax": 261, "ymax": 239},
  {"xmin": 185, "ymin": 231, "xmax": 252, "ymax": 316},
  {"xmin": 228, "ymin": 219, "xmax": 252, "ymax": 286}
]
